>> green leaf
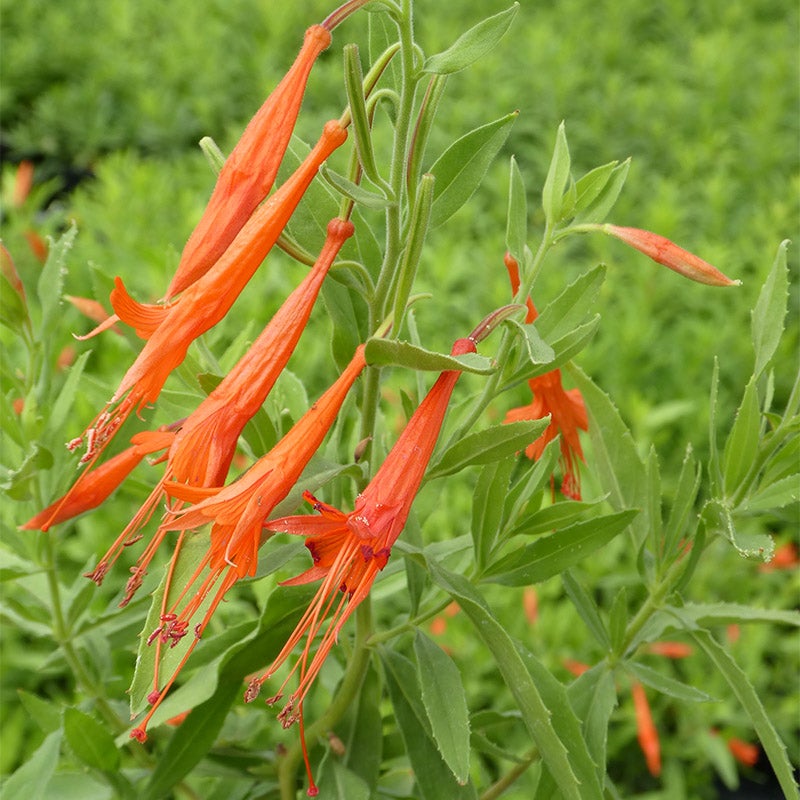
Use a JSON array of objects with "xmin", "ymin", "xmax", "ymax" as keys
[
  {"xmin": 0, "ymin": 267, "xmax": 28, "ymax": 332},
  {"xmin": 316, "ymin": 761, "xmax": 371, "ymax": 800},
  {"xmin": 414, "ymin": 631, "xmax": 471, "ymax": 783},
  {"xmin": 501, "ymin": 438, "xmax": 559, "ymax": 526},
  {"xmin": 562, "ymin": 570, "xmax": 612, "ymax": 651},
  {"xmin": 626, "ymin": 661, "xmax": 715, "ymax": 703},
  {"xmin": 428, "ymin": 419, "xmax": 549, "ymax": 479},
  {"xmin": 668, "ymin": 602, "xmax": 800, "ymax": 628},
  {"xmin": 427, "ymin": 560, "xmax": 598, "ymax": 800},
  {"xmin": 37, "ymin": 223, "xmax": 76, "ymax": 334},
  {"xmin": 341, "ymin": 662, "xmax": 383, "ymax": 790},
  {"xmin": 505, "ymin": 155, "xmax": 528, "ymax": 262},
  {"xmin": 63, "ymin": 707, "xmax": 120, "ymax": 771},
  {"xmin": 572, "ymin": 158, "xmax": 630, "ymax": 225},
  {"xmin": 429, "ymin": 111, "xmax": 518, "ymax": 228},
  {"xmin": 572, "ymin": 161, "xmax": 619, "ymax": 215},
  {"xmin": 43, "ymin": 352, "xmax": 91, "ymax": 441},
  {"xmin": 471, "ymin": 458, "xmax": 515, "ymax": 569},
  {"xmin": 662, "ymin": 444, "xmax": 701, "ymax": 563},
  {"xmin": 17, "ymin": 690, "xmax": 61, "ymax": 734},
  {"xmin": 506, "ymin": 499, "xmax": 599, "ymax": 539},
  {"xmin": 483, "ymin": 510, "xmax": 638, "ymax": 586},
  {"xmin": 381, "ymin": 648, "xmax": 477, "ymax": 800},
  {"xmin": 687, "ymin": 628, "xmax": 799, "ymax": 800},
  {"xmin": 569, "ymin": 364, "xmax": 646, "ymax": 534},
  {"xmin": 723, "ymin": 376, "xmax": 761, "ymax": 495},
  {"xmin": 608, "ymin": 587, "xmax": 628, "ymax": 655},
  {"xmin": 541, "ymin": 121, "xmax": 571, "ymax": 225},
  {"xmin": 567, "ymin": 664, "xmax": 617, "ymax": 784},
  {"xmin": 506, "ymin": 319, "xmax": 556, "ymax": 366},
  {"xmin": 364, "ymin": 338, "xmax": 495, "ymax": 374},
  {"xmin": 702, "ymin": 498, "xmax": 774, "ymax": 562},
  {"xmin": 751, "ymin": 240, "xmax": 790, "ymax": 377},
  {"xmin": 1, "ymin": 729, "xmax": 61, "ymax": 800},
  {"xmin": 423, "ymin": 4, "xmax": 519, "ymax": 74},
  {"xmin": 321, "ymin": 165, "xmax": 392, "ymax": 209},
  {"xmin": 744, "ymin": 473, "xmax": 800, "ymax": 511},
  {"xmin": 534, "ymin": 265, "xmax": 605, "ymax": 344}
]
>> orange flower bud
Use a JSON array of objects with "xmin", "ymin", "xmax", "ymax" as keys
[{"xmin": 604, "ymin": 225, "xmax": 740, "ymax": 287}]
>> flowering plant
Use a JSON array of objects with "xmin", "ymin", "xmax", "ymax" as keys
[{"xmin": 2, "ymin": 2, "xmax": 797, "ymax": 799}]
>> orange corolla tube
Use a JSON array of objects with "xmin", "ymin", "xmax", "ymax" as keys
[
  {"xmin": 72, "ymin": 120, "xmax": 347, "ymax": 466},
  {"xmin": 129, "ymin": 345, "xmax": 367, "ymax": 745},
  {"xmin": 166, "ymin": 25, "xmax": 332, "ymax": 300},
  {"xmin": 83, "ymin": 218, "xmax": 355, "ymax": 603},
  {"xmin": 21, "ymin": 431, "xmax": 174, "ymax": 532},
  {"xmin": 242, "ymin": 338, "xmax": 477, "ymax": 793}
]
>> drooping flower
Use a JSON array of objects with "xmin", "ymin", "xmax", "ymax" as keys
[
  {"xmin": 21, "ymin": 430, "xmax": 174, "ymax": 532},
  {"xmin": 602, "ymin": 224, "xmax": 740, "ymax": 287},
  {"xmin": 501, "ymin": 252, "xmax": 588, "ymax": 499},
  {"xmin": 165, "ymin": 25, "xmax": 332, "ymax": 300},
  {"xmin": 244, "ymin": 337, "xmax": 478, "ymax": 794},
  {"xmin": 72, "ymin": 120, "xmax": 347, "ymax": 464},
  {"xmin": 81, "ymin": 218, "xmax": 355, "ymax": 602},
  {"xmin": 129, "ymin": 345, "xmax": 367, "ymax": 743}
]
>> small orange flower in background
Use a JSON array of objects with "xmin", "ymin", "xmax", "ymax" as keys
[
  {"xmin": 631, "ymin": 680, "xmax": 661, "ymax": 777},
  {"xmin": 502, "ymin": 252, "xmax": 588, "ymax": 499},
  {"xmin": 759, "ymin": 540, "xmax": 799, "ymax": 572},
  {"xmin": 243, "ymin": 336, "xmax": 478, "ymax": 794},
  {"xmin": 644, "ymin": 641, "xmax": 693, "ymax": 659},
  {"xmin": 727, "ymin": 737, "xmax": 760, "ymax": 767},
  {"xmin": 602, "ymin": 225, "xmax": 740, "ymax": 287},
  {"xmin": 129, "ymin": 345, "xmax": 367, "ymax": 745}
]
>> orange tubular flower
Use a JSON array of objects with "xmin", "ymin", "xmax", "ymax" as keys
[
  {"xmin": 603, "ymin": 225, "xmax": 740, "ymax": 287},
  {"xmin": 83, "ymin": 218, "xmax": 355, "ymax": 603},
  {"xmin": 631, "ymin": 680, "xmax": 661, "ymax": 777},
  {"xmin": 129, "ymin": 346, "xmax": 367, "ymax": 744},
  {"xmin": 165, "ymin": 25, "xmax": 331, "ymax": 300},
  {"xmin": 71, "ymin": 120, "xmax": 347, "ymax": 465},
  {"xmin": 21, "ymin": 431, "xmax": 174, "ymax": 532},
  {"xmin": 243, "ymin": 337, "xmax": 477, "ymax": 792},
  {"xmin": 502, "ymin": 252, "xmax": 588, "ymax": 499}
]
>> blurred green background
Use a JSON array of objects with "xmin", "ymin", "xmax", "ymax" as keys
[{"xmin": 1, "ymin": 0, "xmax": 797, "ymax": 795}]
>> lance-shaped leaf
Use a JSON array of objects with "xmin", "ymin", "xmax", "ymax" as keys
[
  {"xmin": 414, "ymin": 631, "xmax": 471, "ymax": 783},
  {"xmin": 505, "ymin": 155, "xmax": 528, "ymax": 262},
  {"xmin": 429, "ymin": 111, "xmax": 518, "ymax": 228},
  {"xmin": 64, "ymin": 708, "xmax": 120, "ymax": 772},
  {"xmin": 321, "ymin": 165, "xmax": 393, "ymax": 209},
  {"xmin": 626, "ymin": 661, "xmax": 716, "ymax": 703},
  {"xmin": 428, "ymin": 419, "xmax": 550, "ymax": 479},
  {"xmin": 423, "ymin": 3, "xmax": 519, "ymax": 74},
  {"xmin": 572, "ymin": 158, "xmax": 630, "ymax": 225},
  {"xmin": 752, "ymin": 240, "xmax": 790, "ymax": 377},
  {"xmin": 427, "ymin": 560, "xmax": 601, "ymax": 800},
  {"xmin": 542, "ymin": 122, "xmax": 570, "ymax": 225},
  {"xmin": 723, "ymin": 375, "xmax": 761, "ymax": 495},
  {"xmin": 702, "ymin": 498, "xmax": 774, "ymax": 562},
  {"xmin": 364, "ymin": 338, "xmax": 495, "ymax": 374},
  {"xmin": 482, "ymin": 509, "xmax": 638, "ymax": 586}
]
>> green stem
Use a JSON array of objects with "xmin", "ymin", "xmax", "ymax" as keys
[
  {"xmin": 277, "ymin": 599, "xmax": 374, "ymax": 799},
  {"xmin": 479, "ymin": 746, "xmax": 540, "ymax": 800}
]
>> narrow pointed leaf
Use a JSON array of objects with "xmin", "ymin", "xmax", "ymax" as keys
[
  {"xmin": 483, "ymin": 510, "xmax": 638, "ymax": 586},
  {"xmin": 505, "ymin": 155, "xmax": 528, "ymax": 262},
  {"xmin": 752, "ymin": 240, "xmax": 789, "ymax": 377},
  {"xmin": 626, "ymin": 662, "xmax": 715, "ymax": 703},
  {"xmin": 64, "ymin": 708, "xmax": 120, "ymax": 771},
  {"xmin": 414, "ymin": 631, "xmax": 471, "ymax": 783},
  {"xmin": 423, "ymin": 4, "xmax": 519, "ymax": 74},
  {"xmin": 429, "ymin": 419, "xmax": 550, "ymax": 479},
  {"xmin": 573, "ymin": 158, "xmax": 630, "ymax": 224},
  {"xmin": 429, "ymin": 112, "xmax": 518, "ymax": 228},
  {"xmin": 364, "ymin": 338, "xmax": 494, "ymax": 374},
  {"xmin": 541, "ymin": 122, "xmax": 570, "ymax": 225},
  {"xmin": 723, "ymin": 376, "xmax": 761, "ymax": 494}
]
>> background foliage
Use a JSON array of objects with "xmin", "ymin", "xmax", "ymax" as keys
[{"xmin": 1, "ymin": 0, "xmax": 798, "ymax": 798}]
